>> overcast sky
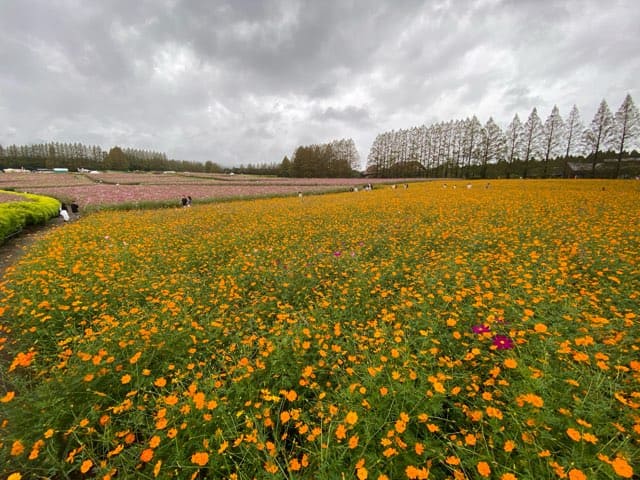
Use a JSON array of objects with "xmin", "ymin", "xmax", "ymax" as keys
[{"xmin": 1, "ymin": 0, "xmax": 638, "ymax": 168}]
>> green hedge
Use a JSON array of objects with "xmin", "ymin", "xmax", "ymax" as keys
[{"xmin": 0, "ymin": 191, "xmax": 61, "ymax": 243}]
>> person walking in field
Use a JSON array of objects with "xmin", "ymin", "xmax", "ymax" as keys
[{"xmin": 60, "ymin": 203, "xmax": 70, "ymax": 222}]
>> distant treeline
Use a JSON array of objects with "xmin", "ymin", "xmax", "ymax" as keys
[
  {"xmin": 366, "ymin": 94, "xmax": 640, "ymax": 179},
  {"xmin": 0, "ymin": 143, "xmax": 223, "ymax": 173},
  {"xmin": 3, "ymin": 94, "xmax": 638, "ymax": 179},
  {"xmin": 231, "ymin": 138, "xmax": 361, "ymax": 178}
]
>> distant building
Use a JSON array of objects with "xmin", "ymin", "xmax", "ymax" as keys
[{"xmin": 567, "ymin": 158, "xmax": 640, "ymax": 178}]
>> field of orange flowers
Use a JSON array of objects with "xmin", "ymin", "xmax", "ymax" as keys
[{"xmin": 1, "ymin": 179, "xmax": 638, "ymax": 479}]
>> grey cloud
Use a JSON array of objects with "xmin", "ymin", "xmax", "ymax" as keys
[
  {"xmin": 1, "ymin": 0, "xmax": 639, "ymax": 168},
  {"xmin": 317, "ymin": 106, "xmax": 373, "ymax": 125}
]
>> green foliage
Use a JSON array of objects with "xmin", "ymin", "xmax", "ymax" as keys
[
  {"xmin": 0, "ymin": 141, "xmax": 220, "ymax": 173},
  {"xmin": 291, "ymin": 139, "xmax": 359, "ymax": 178},
  {"xmin": 104, "ymin": 146, "xmax": 129, "ymax": 171},
  {"xmin": 0, "ymin": 191, "xmax": 60, "ymax": 243}
]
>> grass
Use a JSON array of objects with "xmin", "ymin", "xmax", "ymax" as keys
[{"xmin": 0, "ymin": 179, "xmax": 638, "ymax": 479}]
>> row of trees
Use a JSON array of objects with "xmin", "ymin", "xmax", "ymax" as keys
[
  {"xmin": 366, "ymin": 94, "xmax": 640, "ymax": 178},
  {"xmin": 0, "ymin": 142, "xmax": 222, "ymax": 173},
  {"xmin": 285, "ymin": 138, "xmax": 361, "ymax": 178}
]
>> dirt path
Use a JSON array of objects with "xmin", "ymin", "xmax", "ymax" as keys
[{"xmin": 0, "ymin": 216, "xmax": 68, "ymax": 281}]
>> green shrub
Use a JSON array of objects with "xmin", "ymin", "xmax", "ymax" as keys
[{"xmin": 0, "ymin": 191, "xmax": 60, "ymax": 243}]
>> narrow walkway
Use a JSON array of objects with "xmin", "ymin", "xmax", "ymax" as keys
[{"xmin": 0, "ymin": 216, "xmax": 68, "ymax": 281}]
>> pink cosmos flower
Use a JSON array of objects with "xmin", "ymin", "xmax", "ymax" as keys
[
  {"xmin": 472, "ymin": 324, "xmax": 491, "ymax": 334},
  {"xmin": 492, "ymin": 334, "xmax": 514, "ymax": 350}
]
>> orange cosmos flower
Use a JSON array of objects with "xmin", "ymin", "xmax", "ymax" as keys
[
  {"xmin": 345, "ymin": 411, "xmax": 358, "ymax": 425},
  {"xmin": 611, "ymin": 457, "xmax": 634, "ymax": 478},
  {"xmin": 193, "ymin": 392, "xmax": 205, "ymax": 410},
  {"xmin": 567, "ymin": 469, "xmax": 586, "ymax": 480},
  {"xmin": 406, "ymin": 465, "xmax": 430, "ymax": 479},
  {"xmin": 356, "ymin": 466, "xmax": 368, "ymax": 480},
  {"xmin": 191, "ymin": 451, "xmax": 209, "ymax": 466},
  {"xmin": 289, "ymin": 458, "xmax": 301, "ymax": 471},
  {"xmin": 284, "ymin": 390, "xmax": 297, "ymax": 401},
  {"xmin": 80, "ymin": 459, "xmax": 93, "ymax": 473},
  {"xmin": 503, "ymin": 358, "xmax": 518, "ymax": 369},
  {"xmin": 11, "ymin": 440, "xmax": 24, "ymax": 456},
  {"xmin": 486, "ymin": 406, "xmax": 503, "ymax": 419},
  {"xmin": 464, "ymin": 433, "xmax": 477, "ymax": 446},
  {"xmin": 140, "ymin": 449, "xmax": 154, "ymax": 462},
  {"xmin": 515, "ymin": 393, "xmax": 544, "ymax": 408},
  {"xmin": 129, "ymin": 351, "xmax": 142, "ymax": 364},
  {"xmin": 217, "ymin": 440, "xmax": 228, "ymax": 454},
  {"xmin": 382, "ymin": 447, "xmax": 398, "ymax": 457},
  {"xmin": 154, "ymin": 377, "xmax": 167, "ymax": 387},
  {"xmin": 533, "ymin": 323, "xmax": 547, "ymax": 333},
  {"xmin": 1, "ymin": 391, "xmax": 15, "ymax": 403},
  {"xmin": 153, "ymin": 460, "xmax": 162, "ymax": 477},
  {"xmin": 477, "ymin": 461, "xmax": 491, "ymax": 477},
  {"xmin": 566, "ymin": 428, "xmax": 581, "ymax": 442},
  {"xmin": 9, "ymin": 351, "xmax": 36, "ymax": 371}
]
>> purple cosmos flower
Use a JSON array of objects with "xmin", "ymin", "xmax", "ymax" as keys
[
  {"xmin": 333, "ymin": 251, "xmax": 342, "ymax": 257},
  {"xmin": 472, "ymin": 324, "xmax": 491, "ymax": 334},
  {"xmin": 492, "ymin": 334, "xmax": 514, "ymax": 350}
]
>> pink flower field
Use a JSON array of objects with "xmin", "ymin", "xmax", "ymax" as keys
[{"xmin": 1, "ymin": 171, "xmax": 416, "ymax": 208}]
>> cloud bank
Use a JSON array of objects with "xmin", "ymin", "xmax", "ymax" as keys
[{"xmin": 1, "ymin": 0, "xmax": 638, "ymax": 168}]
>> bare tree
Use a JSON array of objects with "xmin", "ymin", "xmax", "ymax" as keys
[
  {"xmin": 612, "ymin": 93, "xmax": 640, "ymax": 178},
  {"xmin": 541, "ymin": 105, "xmax": 564, "ymax": 177},
  {"xmin": 520, "ymin": 108, "xmax": 543, "ymax": 178},
  {"xmin": 462, "ymin": 116, "xmax": 482, "ymax": 178},
  {"xmin": 584, "ymin": 99, "xmax": 614, "ymax": 177},
  {"xmin": 562, "ymin": 105, "xmax": 583, "ymax": 177},
  {"xmin": 478, "ymin": 117, "xmax": 505, "ymax": 178},
  {"xmin": 504, "ymin": 114, "xmax": 522, "ymax": 178}
]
